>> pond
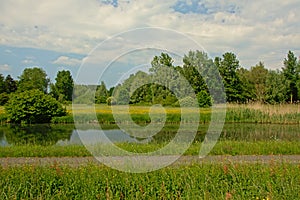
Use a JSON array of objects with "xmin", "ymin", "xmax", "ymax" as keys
[{"xmin": 0, "ymin": 123, "xmax": 299, "ymax": 146}]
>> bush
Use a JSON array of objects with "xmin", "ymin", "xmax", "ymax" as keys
[{"xmin": 5, "ymin": 90, "xmax": 67, "ymax": 124}]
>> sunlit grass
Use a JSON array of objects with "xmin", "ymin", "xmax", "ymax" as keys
[
  {"xmin": 1, "ymin": 141, "xmax": 299, "ymax": 157},
  {"xmin": 0, "ymin": 162, "xmax": 299, "ymax": 199}
]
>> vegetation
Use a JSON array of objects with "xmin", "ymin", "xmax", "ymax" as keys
[
  {"xmin": 50, "ymin": 70, "xmax": 74, "ymax": 103},
  {"xmin": 0, "ymin": 140, "xmax": 298, "ymax": 157},
  {"xmin": 5, "ymin": 90, "xmax": 66, "ymax": 124},
  {"xmin": 0, "ymin": 163, "xmax": 299, "ymax": 199}
]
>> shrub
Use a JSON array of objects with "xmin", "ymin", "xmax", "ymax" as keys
[{"xmin": 5, "ymin": 89, "xmax": 67, "ymax": 124}]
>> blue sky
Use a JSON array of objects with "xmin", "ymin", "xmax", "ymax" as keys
[{"xmin": 0, "ymin": 0, "xmax": 299, "ymax": 85}]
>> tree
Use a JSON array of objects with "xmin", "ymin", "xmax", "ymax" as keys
[
  {"xmin": 95, "ymin": 81, "xmax": 108, "ymax": 104},
  {"xmin": 265, "ymin": 70, "xmax": 287, "ymax": 104},
  {"xmin": 282, "ymin": 51, "xmax": 299, "ymax": 103},
  {"xmin": 4, "ymin": 75, "xmax": 17, "ymax": 94},
  {"xmin": 5, "ymin": 89, "xmax": 66, "ymax": 124},
  {"xmin": 245, "ymin": 62, "xmax": 268, "ymax": 102},
  {"xmin": 216, "ymin": 52, "xmax": 244, "ymax": 103},
  {"xmin": 51, "ymin": 70, "xmax": 74, "ymax": 102},
  {"xmin": 237, "ymin": 68, "xmax": 255, "ymax": 102},
  {"xmin": 150, "ymin": 52, "xmax": 173, "ymax": 73},
  {"xmin": 0, "ymin": 74, "xmax": 5, "ymax": 94},
  {"xmin": 18, "ymin": 67, "xmax": 49, "ymax": 93}
]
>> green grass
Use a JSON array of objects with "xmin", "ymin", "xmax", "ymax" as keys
[
  {"xmin": 2, "ymin": 104, "xmax": 300, "ymax": 124},
  {"xmin": 0, "ymin": 141, "xmax": 299, "ymax": 157},
  {"xmin": 0, "ymin": 162, "xmax": 299, "ymax": 199}
]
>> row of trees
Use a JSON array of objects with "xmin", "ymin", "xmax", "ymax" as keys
[
  {"xmin": 0, "ymin": 68, "xmax": 74, "ymax": 106},
  {"xmin": 109, "ymin": 50, "xmax": 300, "ymax": 106},
  {"xmin": 1, "ymin": 50, "xmax": 299, "ymax": 109},
  {"xmin": 0, "ymin": 68, "xmax": 74, "ymax": 123}
]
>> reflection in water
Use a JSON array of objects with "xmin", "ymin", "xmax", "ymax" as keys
[
  {"xmin": 0, "ymin": 125, "xmax": 73, "ymax": 146},
  {"xmin": 0, "ymin": 123, "xmax": 299, "ymax": 146}
]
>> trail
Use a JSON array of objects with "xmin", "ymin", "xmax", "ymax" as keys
[{"xmin": 1, "ymin": 155, "xmax": 300, "ymax": 168}]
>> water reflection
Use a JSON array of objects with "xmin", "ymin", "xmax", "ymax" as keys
[
  {"xmin": 0, "ymin": 124, "xmax": 73, "ymax": 146},
  {"xmin": 0, "ymin": 123, "xmax": 299, "ymax": 146}
]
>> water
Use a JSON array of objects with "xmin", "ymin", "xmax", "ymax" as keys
[{"xmin": 0, "ymin": 123, "xmax": 299, "ymax": 146}]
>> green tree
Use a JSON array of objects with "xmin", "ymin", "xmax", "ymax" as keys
[
  {"xmin": 282, "ymin": 51, "xmax": 299, "ymax": 103},
  {"xmin": 265, "ymin": 70, "xmax": 287, "ymax": 104},
  {"xmin": 51, "ymin": 70, "xmax": 74, "ymax": 102},
  {"xmin": 18, "ymin": 67, "xmax": 49, "ymax": 93},
  {"xmin": 114, "ymin": 86, "xmax": 130, "ymax": 105},
  {"xmin": 150, "ymin": 52, "xmax": 173, "ymax": 73},
  {"xmin": 95, "ymin": 81, "xmax": 108, "ymax": 104},
  {"xmin": 237, "ymin": 68, "xmax": 255, "ymax": 102},
  {"xmin": 5, "ymin": 89, "xmax": 66, "ymax": 124},
  {"xmin": 0, "ymin": 74, "xmax": 5, "ymax": 94},
  {"xmin": 249, "ymin": 62, "xmax": 268, "ymax": 102},
  {"xmin": 216, "ymin": 52, "xmax": 244, "ymax": 103},
  {"xmin": 4, "ymin": 75, "xmax": 17, "ymax": 94}
]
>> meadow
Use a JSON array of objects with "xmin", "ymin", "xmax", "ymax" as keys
[{"xmin": 0, "ymin": 162, "xmax": 299, "ymax": 199}]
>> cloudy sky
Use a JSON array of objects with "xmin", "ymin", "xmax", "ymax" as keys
[{"xmin": 0, "ymin": 0, "xmax": 299, "ymax": 85}]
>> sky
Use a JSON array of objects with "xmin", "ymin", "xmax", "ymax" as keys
[{"xmin": 0, "ymin": 0, "xmax": 299, "ymax": 85}]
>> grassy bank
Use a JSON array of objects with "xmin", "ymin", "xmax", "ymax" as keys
[
  {"xmin": 0, "ymin": 141, "xmax": 299, "ymax": 157},
  {"xmin": 0, "ymin": 162, "xmax": 299, "ymax": 199},
  {"xmin": 1, "ymin": 104, "xmax": 300, "ymax": 124}
]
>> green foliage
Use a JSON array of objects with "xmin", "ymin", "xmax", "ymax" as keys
[
  {"xmin": 177, "ymin": 96, "xmax": 197, "ymax": 107},
  {"xmin": 95, "ymin": 81, "xmax": 108, "ymax": 104},
  {"xmin": 216, "ymin": 52, "xmax": 244, "ymax": 103},
  {"xmin": 282, "ymin": 51, "xmax": 300, "ymax": 102},
  {"xmin": 17, "ymin": 67, "xmax": 49, "ymax": 93},
  {"xmin": 4, "ymin": 75, "xmax": 17, "ymax": 94},
  {"xmin": 5, "ymin": 90, "xmax": 67, "ymax": 124},
  {"xmin": 51, "ymin": 70, "xmax": 74, "ymax": 102},
  {"xmin": 72, "ymin": 85, "xmax": 96, "ymax": 104},
  {"xmin": 265, "ymin": 70, "xmax": 287, "ymax": 104},
  {"xmin": 106, "ymin": 97, "xmax": 116, "ymax": 105},
  {"xmin": 197, "ymin": 90, "xmax": 212, "ymax": 107}
]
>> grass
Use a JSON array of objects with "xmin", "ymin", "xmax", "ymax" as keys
[
  {"xmin": 0, "ymin": 162, "xmax": 299, "ymax": 199},
  {"xmin": 1, "ymin": 104, "xmax": 300, "ymax": 124},
  {"xmin": 0, "ymin": 141, "xmax": 299, "ymax": 157}
]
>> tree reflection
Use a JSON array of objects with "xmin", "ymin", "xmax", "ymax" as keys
[{"xmin": 4, "ymin": 124, "xmax": 74, "ymax": 145}]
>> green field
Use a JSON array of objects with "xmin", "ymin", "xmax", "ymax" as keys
[
  {"xmin": 0, "ymin": 163, "xmax": 299, "ymax": 199},
  {"xmin": 0, "ymin": 141, "xmax": 299, "ymax": 157}
]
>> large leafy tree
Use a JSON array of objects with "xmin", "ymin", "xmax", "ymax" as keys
[
  {"xmin": 282, "ymin": 51, "xmax": 299, "ymax": 103},
  {"xmin": 51, "ymin": 70, "xmax": 74, "ymax": 102},
  {"xmin": 5, "ymin": 89, "xmax": 66, "ymax": 124},
  {"xmin": 18, "ymin": 67, "xmax": 49, "ymax": 93}
]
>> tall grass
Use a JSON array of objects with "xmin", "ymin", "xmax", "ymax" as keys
[{"xmin": 0, "ymin": 162, "xmax": 299, "ymax": 199}]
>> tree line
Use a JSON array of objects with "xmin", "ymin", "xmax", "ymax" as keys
[
  {"xmin": 106, "ymin": 50, "xmax": 300, "ymax": 106},
  {"xmin": 1, "ymin": 50, "xmax": 299, "ymax": 109}
]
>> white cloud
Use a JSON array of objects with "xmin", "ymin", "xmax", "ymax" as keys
[
  {"xmin": 0, "ymin": 64, "xmax": 11, "ymax": 72},
  {"xmin": 22, "ymin": 56, "xmax": 36, "ymax": 64},
  {"xmin": 52, "ymin": 56, "xmax": 82, "ymax": 66},
  {"xmin": 0, "ymin": 0, "xmax": 299, "ymax": 69}
]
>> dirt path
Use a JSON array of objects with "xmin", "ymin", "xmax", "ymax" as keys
[{"xmin": 1, "ymin": 155, "xmax": 300, "ymax": 168}]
